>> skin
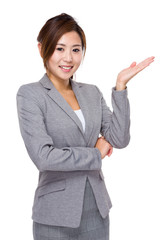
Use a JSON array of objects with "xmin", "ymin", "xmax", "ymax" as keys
[
  {"xmin": 38, "ymin": 31, "xmax": 155, "ymax": 159},
  {"xmin": 38, "ymin": 31, "xmax": 83, "ymax": 92},
  {"xmin": 116, "ymin": 57, "xmax": 155, "ymax": 91},
  {"xmin": 95, "ymin": 56, "xmax": 155, "ymax": 158}
]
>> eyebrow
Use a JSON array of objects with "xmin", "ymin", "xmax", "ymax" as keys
[{"xmin": 56, "ymin": 43, "xmax": 82, "ymax": 47}]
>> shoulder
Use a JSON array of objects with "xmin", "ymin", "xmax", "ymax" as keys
[
  {"xmin": 16, "ymin": 80, "xmax": 44, "ymax": 101},
  {"xmin": 17, "ymin": 81, "xmax": 41, "ymax": 93},
  {"xmin": 16, "ymin": 81, "xmax": 47, "ymax": 113}
]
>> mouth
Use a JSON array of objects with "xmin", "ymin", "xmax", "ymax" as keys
[{"xmin": 59, "ymin": 65, "xmax": 73, "ymax": 72}]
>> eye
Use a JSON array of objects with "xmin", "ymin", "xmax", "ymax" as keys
[
  {"xmin": 73, "ymin": 48, "xmax": 80, "ymax": 53},
  {"xmin": 56, "ymin": 47, "xmax": 64, "ymax": 51}
]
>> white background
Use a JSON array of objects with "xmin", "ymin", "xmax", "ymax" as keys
[{"xmin": 0, "ymin": 0, "xmax": 167, "ymax": 239}]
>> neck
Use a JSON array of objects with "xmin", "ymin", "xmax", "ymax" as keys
[{"xmin": 46, "ymin": 71, "xmax": 72, "ymax": 91}]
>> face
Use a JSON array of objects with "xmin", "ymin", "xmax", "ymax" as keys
[{"xmin": 42, "ymin": 31, "xmax": 83, "ymax": 83}]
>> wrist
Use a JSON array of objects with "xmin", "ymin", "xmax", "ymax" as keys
[
  {"xmin": 116, "ymin": 82, "xmax": 126, "ymax": 91},
  {"xmin": 95, "ymin": 147, "xmax": 102, "ymax": 159}
]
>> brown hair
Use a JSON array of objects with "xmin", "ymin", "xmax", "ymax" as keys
[{"xmin": 37, "ymin": 13, "xmax": 86, "ymax": 68}]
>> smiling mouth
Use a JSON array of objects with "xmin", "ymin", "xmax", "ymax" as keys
[{"xmin": 59, "ymin": 66, "xmax": 73, "ymax": 70}]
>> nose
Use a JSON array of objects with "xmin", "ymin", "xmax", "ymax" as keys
[{"xmin": 64, "ymin": 50, "xmax": 72, "ymax": 62}]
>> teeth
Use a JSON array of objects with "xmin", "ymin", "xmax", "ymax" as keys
[{"xmin": 61, "ymin": 66, "xmax": 72, "ymax": 70}]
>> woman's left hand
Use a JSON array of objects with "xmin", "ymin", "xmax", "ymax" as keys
[
  {"xmin": 116, "ymin": 56, "xmax": 155, "ymax": 91},
  {"xmin": 100, "ymin": 136, "xmax": 113, "ymax": 157}
]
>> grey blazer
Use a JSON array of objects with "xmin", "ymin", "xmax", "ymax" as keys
[{"xmin": 16, "ymin": 73, "xmax": 130, "ymax": 228}]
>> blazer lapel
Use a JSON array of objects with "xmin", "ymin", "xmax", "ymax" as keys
[
  {"xmin": 71, "ymin": 79, "xmax": 93, "ymax": 145},
  {"xmin": 39, "ymin": 74, "xmax": 91, "ymax": 144}
]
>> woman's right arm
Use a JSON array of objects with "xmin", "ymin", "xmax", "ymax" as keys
[{"xmin": 16, "ymin": 85, "xmax": 102, "ymax": 172}]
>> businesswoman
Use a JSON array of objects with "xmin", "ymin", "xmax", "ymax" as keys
[{"xmin": 16, "ymin": 13, "xmax": 154, "ymax": 240}]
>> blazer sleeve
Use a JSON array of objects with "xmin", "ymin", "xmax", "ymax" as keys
[
  {"xmin": 16, "ymin": 85, "xmax": 102, "ymax": 172},
  {"xmin": 95, "ymin": 86, "xmax": 130, "ymax": 149}
]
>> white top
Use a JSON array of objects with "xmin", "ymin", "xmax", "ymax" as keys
[{"xmin": 74, "ymin": 109, "xmax": 85, "ymax": 132}]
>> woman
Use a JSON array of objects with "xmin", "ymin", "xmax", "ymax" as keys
[{"xmin": 16, "ymin": 13, "xmax": 154, "ymax": 240}]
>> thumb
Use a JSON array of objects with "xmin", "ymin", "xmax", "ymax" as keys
[{"xmin": 130, "ymin": 62, "xmax": 136, "ymax": 68}]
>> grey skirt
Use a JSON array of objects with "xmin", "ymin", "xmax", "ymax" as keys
[{"xmin": 33, "ymin": 177, "xmax": 109, "ymax": 240}]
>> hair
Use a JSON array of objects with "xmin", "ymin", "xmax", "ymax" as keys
[{"xmin": 37, "ymin": 13, "xmax": 86, "ymax": 68}]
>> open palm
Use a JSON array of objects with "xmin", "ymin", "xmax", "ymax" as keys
[{"xmin": 116, "ymin": 56, "xmax": 155, "ymax": 90}]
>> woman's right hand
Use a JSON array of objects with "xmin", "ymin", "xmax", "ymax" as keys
[{"xmin": 95, "ymin": 136, "xmax": 113, "ymax": 159}]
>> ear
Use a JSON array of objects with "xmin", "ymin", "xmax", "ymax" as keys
[{"xmin": 37, "ymin": 42, "xmax": 42, "ymax": 57}]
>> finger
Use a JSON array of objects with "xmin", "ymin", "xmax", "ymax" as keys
[
  {"xmin": 107, "ymin": 151, "xmax": 111, "ymax": 157},
  {"xmin": 139, "ymin": 56, "xmax": 155, "ymax": 63},
  {"xmin": 107, "ymin": 147, "xmax": 113, "ymax": 157},
  {"xmin": 138, "ymin": 56, "xmax": 155, "ymax": 68},
  {"xmin": 110, "ymin": 147, "xmax": 113, "ymax": 155},
  {"xmin": 108, "ymin": 152, "xmax": 111, "ymax": 157},
  {"xmin": 130, "ymin": 62, "xmax": 136, "ymax": 68},
  {"xmin": 140, "ymin": 58, "xmax": 154, "ymax": 68},
  {"xmin": 135, "ymin": 57, "xmax": 155, "ymax": 73},
  {"xmin": 108, "ymin": 150, "xmax": 112, "ymax": 157},
  {"xmin": 107, "ymin": 149, "xmax": 111, "ymax": 156}
]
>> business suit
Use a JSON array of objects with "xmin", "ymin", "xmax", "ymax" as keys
[{"xmin": 16, "ymin": 73, "xmax": 130, "ymax": 229}]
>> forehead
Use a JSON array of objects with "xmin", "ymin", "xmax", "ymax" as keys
[{"xmin": 57, "ymin": 31, "xmax": 82, "ymax": 46}]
